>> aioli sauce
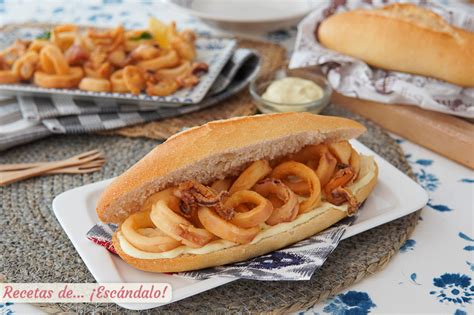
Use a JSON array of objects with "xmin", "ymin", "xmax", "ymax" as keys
[{"xmin": 262, "ymin": 77, "xmax": 323, "ymax": 104}]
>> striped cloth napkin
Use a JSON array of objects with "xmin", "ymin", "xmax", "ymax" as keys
[
  {"xmin": 87, "ymin": 218, "xmax": 353, "ymax": 281},
  {"xmin": 0, "ymin": 49, "xmax": 260, "ymax": 151}
]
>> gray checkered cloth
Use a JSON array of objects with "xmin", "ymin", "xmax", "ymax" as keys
[{"xmin": 0, "ymin": 49, "xmax": 260, "ymax": 151}]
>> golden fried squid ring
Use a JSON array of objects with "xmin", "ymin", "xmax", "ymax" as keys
[
  {"xmin": 349, "ymin": 148, "xmax": 360, "ymax": 181},
  {"xmin": 34, "ymin": 67, "xmax": 83, "ymax": 88},
  {"xmin": 210, "ymin": 178, "xmax": 234, "ymax": 193},
  {"xmin": 123, "ymin": 65, "xmax": 145, "ymax": 94},
  {"xmin": 108, "ymin": 48, "xmax": 128, "ymax": 68},
  {"xmin": 324, "ymin": 167, "xmax": 355, "ymax": 200},
  {"xmin": 229, "ymin": 160, "xmax": 272, "ymax": 194},
  {"xmin": 121, "ymin": 210, "xmax": 181, "ymax": 253},
  {"xmin": 286, "ymin": 145, "xmax": 337, "ymax": 194},
  {"xmin": 0, "ymin": 70, "xmax": 19, "ymax": 83},
  {"xmin": 12, "ymin": 51, "xmax": 39, "ymax": 80},
  {"xmin": 78, "ymin": 77, "xmax": 111, "ymax": 92},
  {"xmin": 136, "ymin": 50, "xmax": 180, "ymax": 71},
  {"xmin": 27, "ymin": 39, "xmax": 49, "ymax": 53},
  {"xmin": 130, "ymin": 44, "xmax": 160, "ymax": 61},
  {"xmin": 142, "ymin": 188, "xmax": 179, "ymax": 213},
  {"xmin": 171, "ymin": 36, "xmax": 196, "ymax": 60},
  {"xmin": 151, "ymin": 198, "xmax": 215, "ymax": 248},
  {"xmin": 198, "ymin": 207, "xmax": 260, "ymax": 244},
  {"xmin": 146, "ymin": 79, "xmax": 180, "ymax": 96},
  {"xmin": 253, "ymin": 179, "xmax": 299, "ymax": 226},
  {"xmin": 156, "ymin": 61, "xmax": 191, "ymax": 80},
  {"xmin": 87, "ymin": 26, "xmax": 124, "ymax": 52},
  {"xmin": 51, "ymin": 24, "xmax": 78, "ymax": 51},
  {"xmin": 110, "ymin": 69, "xmax": 129, "ymax": 93},
  {"xmin": 84, "ymin": 62, "xmax": 112, "ymax": 79},
  {"xmin": 224, "ymin": 190, "xmax": 273, "ymax": 228},
  {"xmin": 324, "ymin": 166, "xmax": 359, "ymax": 215},
  {"xmin": 328, "ymin": 141, "xmax": 352, "ymax": 164},
  {"xmin": 40, "ymin": 45, "xmax": 70, "ymax": 75},
  {"xmin": 291, "ymin": 144, "xmax": 326, "ymax": 164},
  {"xmin": 271, "ymin": 161, "xmax": 321, "ymax": 213}
]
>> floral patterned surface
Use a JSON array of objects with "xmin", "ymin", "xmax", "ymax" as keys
[{"xmin": 0, "ymin": 1, "xmax": 472, "ymax": 314}]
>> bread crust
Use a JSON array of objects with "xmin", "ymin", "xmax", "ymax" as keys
[
  {"xmin": 112, "ymin": 163, "xmax": 378, "ymax": 273},
  {"xmin": 97, "ymin": 112, "xmax": 365, "ymax": 224},
  {"xmin": 317, "ymin": 4, "xmax": 474, "ymax": 87}
]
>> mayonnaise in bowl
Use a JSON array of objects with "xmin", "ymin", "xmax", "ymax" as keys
[{"xmin": 261, "ymin": 77, "xmax": 324, "ymax": 104}]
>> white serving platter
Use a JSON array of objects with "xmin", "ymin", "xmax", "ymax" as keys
[
  {"xmin": 0, "ymin": 27, "xmax": 236, "ymax": 106},
  {"xmin": 52, "ymin": 140, "xmax": 428, "ymax": 311}
]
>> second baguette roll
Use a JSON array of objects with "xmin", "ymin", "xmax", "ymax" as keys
[{"xmin": 317, "ymin": 4, "xmax": 474, "ymax": 87}]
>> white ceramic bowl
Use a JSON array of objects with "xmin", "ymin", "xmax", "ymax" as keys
[{"xmin": 165, "ymin": 0, "xmax": 319, "ymax": 33}]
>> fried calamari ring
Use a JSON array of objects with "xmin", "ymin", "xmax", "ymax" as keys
[
  {"xmin": 324, "ymin": 166, "xmax": 355, "ymax": 200},
  {"xmin": 136, "ymin": 50, "xmax": 180, "ymax": 71},
  {"xmin": 51, "ymin": 24, "xmax": 78, "ymax": 51},
  {"xmin": 253, "ymin": 179, "xmax": 299, "ymax": 226},
  {"xmin": 78, "ymin": 77, "xmax": 111, "ymax": 92},
  {"xmin": 110, "ymin": 69, "xmax": 129, "ymax": 93},
  {"xmin": 27, "ymin": 39, "xmax": 50, "ymax": 53},
  {"xmin": 316, "ymin": 152, "xmax": 338, "ymax": 187},
  {"xmin": 146, "ymin": 79, "xmax": 180, "ymax": 96},
  {"xmin": 108, "ymin": 48, "xmax": 128, "ymax": 68},
  {"xmin": 34, "ymin": 67, "xmax": 83, "ymax": 88},
  {"xmin": 171, "ymin": 35, "xmax": 196, "ymax": 60},
  {"xmin": 0, "ymin": 70, "xmax": 19, "ymax": 83},
  {"xmin": 130, "ymin": 44, "xmax": 160, "ymax": 61},
  {"xmin": 121, "ymin": 210, "xmax": 181, "ymax": 253},
  {"xmin": 210, "ymin": 178, "xmax": 234, "ymax": 193},
  {"xmin": 198, "ymin": 207, "xmax": 260, "ymax": 244},
  {"xmin": 12, "ymin": 51, "xmax": 39, "ymax": 80},
  {"xmin": 156, "ymin": 61, "xmax": 191, "ymax": 80},
  {"xmin": 271, "ymin": 161, "xmax": 321, "ymax": 213},
  {"xmin": 123, "ymin": 65, "xmax": 145, "ymax": 95},
  {"xmin": 224, "ymin": 190, "xmax": 273, "ymax": 228},
  {"xmin": 40, "ymin": 45, "xmax": 70, "ymax": 75},
  {"xmin": 151, "ymin": 198, "xmax": 215, "ymax": 248},
  {"xmin": 84, "ymin": 62, "xmax": 113, "ymax": 79},
  {"xmin": 349, "ymin": 148, "xmax": 360, "ymax": 182},
  {"xmin": 285, "ymin": 145, "xmax": 337, "ymax": 194},
  {"xmin": 328, "ymin": 141, "xmax": 352, "ymax": 164},
  {"xmin": 229, "ymin": 160, "xmax": 272, "ymax": 194},
  {"xmin": 141, "ymin": 188, "xmax": 180, "ymax": 213},
  {"xmin": 291, "ymin": 144, "xmax": 326, "ymax": 164}
]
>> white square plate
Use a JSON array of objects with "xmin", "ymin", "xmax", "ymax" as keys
[{"xmin": 52, "ymin": 140, "xmax": 428, "ymax": 311}]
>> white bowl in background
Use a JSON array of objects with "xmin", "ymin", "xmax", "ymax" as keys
[{"xmin": 165, "ymin": 0, "xmax": 319, "ymax": 33}]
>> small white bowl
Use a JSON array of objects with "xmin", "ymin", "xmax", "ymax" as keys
[
  {"xmin": 165, "ymin": 0, "xmax": 319, "ymax": 33},
  {"xmin": 249, "ymin": 67, "xmax": 332, "ymax": 114}
]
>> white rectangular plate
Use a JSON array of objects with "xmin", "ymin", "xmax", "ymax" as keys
[
  {"xmin": 52, "ymin": 140, "xmax": 428, "ymax": 311},
  {"xmin": 0, "ymin": 27, "xmax": 236, "ymax": 106}
]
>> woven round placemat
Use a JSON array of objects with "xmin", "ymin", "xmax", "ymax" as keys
[{"xmin": 0, "ymin": 104, "xmax": 420, "ymax": 314}]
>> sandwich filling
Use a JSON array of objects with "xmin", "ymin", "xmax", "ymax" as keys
[{"xmin": 116, "ymin": 141, "xmax": 376, "ymax": 259}]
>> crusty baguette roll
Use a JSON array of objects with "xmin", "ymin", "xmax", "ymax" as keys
[
  {"xmin": 317, "ymin": 3, "xmax": 474, "ymax": 87},
  {"xmin": 97, "ymin": 112, "xmax": 366, "ymax": 224},
  {"xmin": 97, "ymin": 112, "xmax": 377, "ymax": 273}
]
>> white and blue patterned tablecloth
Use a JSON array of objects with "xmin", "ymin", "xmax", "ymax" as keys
[{"xmin": 0, "ymin": 1, "xmax": 472, "ymax": 314}]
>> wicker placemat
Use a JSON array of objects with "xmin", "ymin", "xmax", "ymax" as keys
[{"xmin": 0, "ymin": 104, "xmax": 420, "ymax": 314}]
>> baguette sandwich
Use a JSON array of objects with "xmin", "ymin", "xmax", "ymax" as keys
[
  {"xmin": 317, "ymin": 3, "xmax": 474, "ymax": 87},
  {"xmin": 96, "ymin": 113, "xmax": 378, "ymax": 272}
]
